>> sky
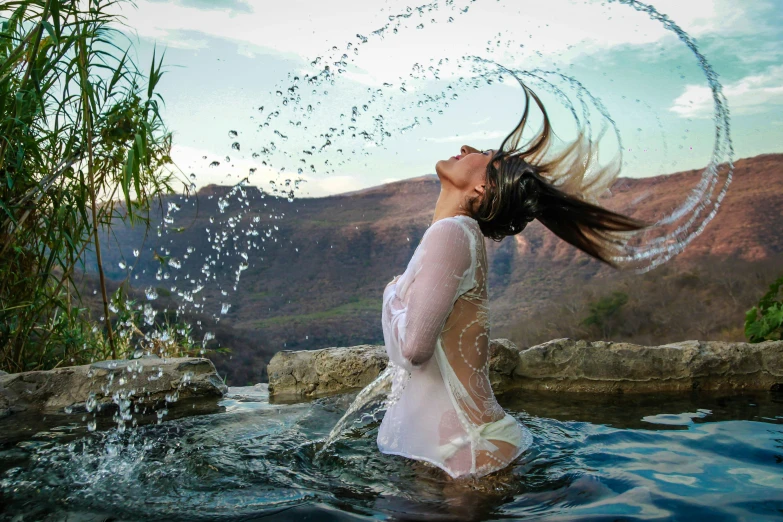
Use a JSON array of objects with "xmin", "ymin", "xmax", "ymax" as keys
[{"xmin": 107, "ymin": 0, "xmax": 783, "ymax": 197}]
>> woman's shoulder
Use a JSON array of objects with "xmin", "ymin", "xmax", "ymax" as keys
[
  {"xmin": 422, "ymin": 215, "xmax": 479, "ymax": 256},
  {"xmin": 426, "ymin": 214, "xmax": 478, "ymax": 236}
]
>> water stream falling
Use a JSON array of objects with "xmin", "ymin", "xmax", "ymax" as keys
[{"xmin": 315, "ymin": 365, "xmax": 396, "ymax": 459}]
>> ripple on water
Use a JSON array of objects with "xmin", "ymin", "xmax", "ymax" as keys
[{"xmin": 3, "ymin": 389, "xmax": 783, "ymax": 520}]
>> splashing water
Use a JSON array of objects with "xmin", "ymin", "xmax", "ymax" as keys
[
  {"xmin": 4, "ymin": 384, "xmax": 783, "ymax": 520},
  {"xmin": 315, "ymin": 365, "xmax": 395, "ymax": 459},
  {"xmin": 92, "ymin": 0, "xmax": 733, "ymax": 433},
  {"xmin": 264, "ymin": 0, "xmax": 731, "ymax": 452},
  {"xmin": 154, "ymin": 0, "xmax": 732, "ymax": 325},
  {"xmin": 604, "ymin": 0, "xmax": 733, "ymax": 272}
]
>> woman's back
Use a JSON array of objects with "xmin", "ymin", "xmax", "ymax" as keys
[
  {"xmin": 377, "ymin": 214, "xmax": 533, "ymax": 479},
  {"xmin": 439, "ymin": 223, "xmax": 504, "ymax": 425}
]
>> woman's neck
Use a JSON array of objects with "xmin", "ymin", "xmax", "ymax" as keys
[{"xmin": 431, "ymin": 186, "xmax": 469, "ymax": 225}]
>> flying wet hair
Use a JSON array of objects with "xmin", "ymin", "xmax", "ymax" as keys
[{"xmin": 466, "ymin": 80, "xmax": 652, "ymax": 268}]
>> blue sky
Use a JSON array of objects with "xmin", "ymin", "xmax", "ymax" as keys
[{"xmin": 110, "ymin": 0, "xmax": 783, "ymax": 197}]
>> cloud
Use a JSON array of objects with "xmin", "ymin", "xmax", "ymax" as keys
[
  {"xmin": 112, "ymin": 0, "xmax": 768, "ymax": 77},
  {"xmin": 135, "ymin": 28, "xmax": 211, "ymax": 50},
  {"xmin": 305, "ymin": 175, "xmax": 362, "ymax": 197},
  {"xmin": 670, "ymin": 64, "xmax": 783, "ymax": 119},
  {"xmin": 168, "ymin": 143, "xmax": 369, "ymax": 197},
  {"xmin": 147, "ymin": 0, "xmax": 252, "ymax": 15},
  {"xmin": 424, "ymin": 130, "xmax": 508, "ymax": 143},
  {"xmin": 168, "ymin": 143, "xmax": 281, "ymax": 188}
]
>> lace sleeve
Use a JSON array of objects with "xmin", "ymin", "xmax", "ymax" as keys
[{"xmin": 382, "ymin": 218, "xmax": 474, "ymax": 371}]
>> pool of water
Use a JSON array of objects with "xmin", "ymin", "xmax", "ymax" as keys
[{"xmin": 2, "ymin": 385, "xmax": 782, "ymax": 521}]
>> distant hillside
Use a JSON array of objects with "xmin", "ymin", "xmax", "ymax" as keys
[{"xmin": 81, "ymin": 153, "xmax": 783, "ymax": 385}]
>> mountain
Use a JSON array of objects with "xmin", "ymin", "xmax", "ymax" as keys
[{"xmin": 86, "ymin": 153, "xmax": 783, "ymax": 384}]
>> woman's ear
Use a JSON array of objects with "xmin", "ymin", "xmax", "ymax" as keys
[{"xmin": 474, "ymin": 183, "xmax": 485, "ymax": 196}]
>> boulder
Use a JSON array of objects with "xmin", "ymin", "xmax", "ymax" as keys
[
  {"xmin": 267, "ymin": 338, "xmax": 783, "ymax": 399},
  {"xmin": 488, "ymin": 339, "xmax": 523, "ymax": 391},
  {"xmin": 268, "ymin": 344, "xmax": 388, "ymax": 400},
  {"xmin": 514, "ymin": 338, "xmax": 783, "ymax": 393},
  {"xmin": 0, "ymin": 357, "xmax": 227, "ymax": 418}
]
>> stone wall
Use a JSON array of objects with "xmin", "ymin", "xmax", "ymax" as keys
[
  {"xmin": 513, "ymin": 338, "xmax": 783, "ymax": 393},
  {"xmin": 268, "ymin": 338, "xmax": 783, "ymax": 400}
]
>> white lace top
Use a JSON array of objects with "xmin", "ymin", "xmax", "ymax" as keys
[{"xmin": 377, "ymin": 214, "xmax": 533, "ymax": 479}]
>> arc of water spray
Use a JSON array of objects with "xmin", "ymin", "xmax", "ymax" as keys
[{"xmin": 314, "ymin": 365, "xmax": 396, "ymax": 460}]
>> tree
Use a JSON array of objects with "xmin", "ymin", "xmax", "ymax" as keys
[
  {"xmin": 580, "ymin": 291, "xmax": 628, "ymax": 339},
  {"xmin": 745, "ymin": 275, "xmax": 783, "ymax": 343}
]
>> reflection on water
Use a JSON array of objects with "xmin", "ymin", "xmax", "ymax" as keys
[{"xmin": 2, "ymin": 387, "xmax": 782, "ymax": 521}]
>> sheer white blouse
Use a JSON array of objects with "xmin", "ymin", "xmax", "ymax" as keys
[{"xmin": 377, "ymin": 214, "xmax": 533, "ymax": 479}]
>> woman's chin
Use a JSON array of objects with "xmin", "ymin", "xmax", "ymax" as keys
[{"xmin": 434, "ymin": 160, "xmax": 447, "ymax": 179}]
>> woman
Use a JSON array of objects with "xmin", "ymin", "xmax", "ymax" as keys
[{"xmin": 377, "ymin": 81, "xmax": 650, "ymax": 479}]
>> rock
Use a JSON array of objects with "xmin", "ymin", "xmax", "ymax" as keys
[
  {"xmin": 268, "ymin": 344, "xmax": 389, "ymax": 400},
  {"xmin": 0, "ymin": 357, "xmax": 227, "ymax": 418},
  {"xmin": 488, "ymin": 339, "xmax": 523, "ymax": 391},
  {"xmin": 514, "ymin": 338, "xmax": 783, "ymax": 393},
  {"xmin": 267, "ymin": 338, "xmax": 783, "ymax": 400}
]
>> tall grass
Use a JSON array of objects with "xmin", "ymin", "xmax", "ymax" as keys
[{"xmin": 0, "ymin": 0, "xmax": 186, "ymax": 372}]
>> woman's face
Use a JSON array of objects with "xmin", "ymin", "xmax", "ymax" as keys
[{"xmin": 435, "ymin": 145, "xmax": 494, "ymax": 194}]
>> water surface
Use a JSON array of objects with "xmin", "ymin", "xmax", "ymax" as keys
[{"xmin": 2, "ymin": 386, "xmax": 782, "ymax": 521}]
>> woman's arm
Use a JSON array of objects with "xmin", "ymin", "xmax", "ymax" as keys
[{"xmin": 382, "ymin": 218, "xmax": 473, "ymax": 371}]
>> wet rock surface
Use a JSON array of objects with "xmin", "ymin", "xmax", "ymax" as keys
[
  {"xmin": 0, "ymin": 357, "xmax": 228, "ymax": 418},
  {"xmin": 268, "ymin": 344, "xmax": 389, "ymax": 401},
  {"xmin": 267, "ymin": 338, "xmax": 783, "ymax": 399},
  {"xmin": 515, "ymin": 338, "xmax": 783, "ymax": 393}
]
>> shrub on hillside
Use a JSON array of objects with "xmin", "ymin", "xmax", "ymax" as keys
[{"xmin": 745, "ymin": 275, "xmax": 783, "ymax": 343}]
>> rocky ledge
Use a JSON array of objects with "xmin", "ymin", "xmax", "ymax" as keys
[
  {"xmin": 0, "ymin": 357, "xmax": 227, "ymax": 418},
  {"xmin": 268, "ymin": 338, "xmax": 783, "ymax": 400}
]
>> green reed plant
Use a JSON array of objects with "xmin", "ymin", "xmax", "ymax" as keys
[{"xmin": 0, "ymin": 0, "xmax": 186, "ymax": 372}]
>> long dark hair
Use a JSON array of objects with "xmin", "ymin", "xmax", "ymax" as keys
[{"xmin": 466, "ymin": 81, "xmax": 651, "ymax": 268}]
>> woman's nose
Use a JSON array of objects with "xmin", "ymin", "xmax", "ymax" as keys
[{"xmin": 461, "ymin": 145, "xmax": 478, "ymax": 155}]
